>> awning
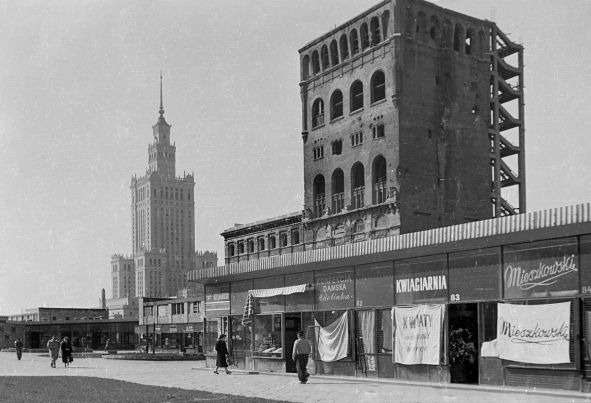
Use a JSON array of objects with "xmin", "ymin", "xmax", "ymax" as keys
[{"xmin": 249, "ymin": 283, "xmax": 309, "ymax": 298}]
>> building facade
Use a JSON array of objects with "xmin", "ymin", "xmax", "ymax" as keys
[
  {"xmin": 222, "ymin": 0, "xmax": 525, "ymax": 263},
  {"xmin": 109, "ymin": 76, "xmax": 217, "ymax": 304}
]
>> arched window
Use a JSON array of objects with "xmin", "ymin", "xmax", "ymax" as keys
[
  {"xmin": 351, "ymin": 162, "xmax": 365, "ymax": 209},
  {"xmin": 382, "ymin": 10, "xmax": 390, "ymax": 39},
  {"xmin": 465, "ymin": 28, "xmax": 473, "ymax": 55},
  {"xmin": 238, "ymin": 242, "xmax": 244, "ymax": 254},
  {"xmin": 331, "ymin": 169, "xmax": 345, "ymax": 213},
  {"xmin": 321, "ymin": 45, "xmax": 330, "ymax": 70},
  {"xmin": 372, "ymin": 155, "xmax": 387, "ymax": 204},
  {"xmin": 350, "ymin": 29, "xmax": 359, "ymax": 55},
  {"xmin": 312, "ymin": 98, "xmax": 325, "ymax": 128},
  {"xmin": 302, "ymin": 55, "xmax": 310, "ymax": 80},
  {"xmin": 280, "ymin": 233, "xmax": 288, "ymax": 247},
  {"xmin": 269, "ymin": 235, "xmax": 276, "ymax": 249},
  {"xmin": 292, "ymin": 230, "xmax": 300, "ymax": 245},
  {"xmin": 340, "ymin": 34, "xmax": 349, "ymax": 61},
  {"xmin": 350, "ymin": 80, "xmax": 364, "ymax": 112},
  {"xmin": 247, "ymin": 239, "xmax": 254, "ymax": 253},
  {"xmin": 353, "ymin": 219, "xmax": 365, "ymax": 233},
  {"xmin": 360, "ymin": 23, "xmax": 370, "ymax": 50},
  {"xmin": 258, "ymin": 237, "xmax": 265, "ymax": 251},
  {"xmin": 312, "ymin": 50, "xmax": 320, "ymax": 74},
  {"xmin": 313, "ymin": 174, "xmax": 326, "ymax": 217},
  {"xmin": 430, "ymin": 16, "xmax": 440, "ymax": 41},
  {"xmin": 370, "ymin": 16, "xmax": 381, "ymax": 45},
  {"xmin": 228, "ymin": 243, "xmax": 235, "ymax": 257},
  {"xmin": 416, "ymin": 12, "xmax": 426, "ymax": 39},
  {"xmin": 330, "ymin": 90, "xmax": 343, "ymax": 120},
  {"xmin": 371, "ymin": 70, "xmax": 386, "ymax": 103},
  {"xmin": 330, "ymin": 39, "xmax": 339, "ymax": 66},
  {"xmin": 454, "ymin": 24, "xmax": 464, "ymax": 52}
]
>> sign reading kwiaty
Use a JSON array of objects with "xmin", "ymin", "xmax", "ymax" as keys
[
  {"xmin": 393, "ymin": 304, "xmax": 444, "ymax": 365},
  {"xmin": 496, "ymin": 302, "xmax": 570, "ymax": 364}
]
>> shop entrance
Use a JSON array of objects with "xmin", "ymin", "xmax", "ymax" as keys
[
  {"xmin": 284, "ymin": 314, "xmax": 302, "ymax": 373},
  {"xmin": 448, "ymin": 303, "xmax": 478, "ymax": 384}
]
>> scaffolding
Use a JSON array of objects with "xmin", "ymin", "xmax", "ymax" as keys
[{"xmin": 489, "ymin": 24, "xmax": 525, "ymax": 216}]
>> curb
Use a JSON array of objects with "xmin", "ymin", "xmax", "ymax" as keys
[{"xmin": 191, "ymin": 366, "xmax": 591, "ymax": 400}]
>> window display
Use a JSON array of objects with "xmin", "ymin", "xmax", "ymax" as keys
[
  {"xmin": 205, "ymin": 317, "xmax": 228, "ymax": 355},
  {"xmin": 254, "ymin": 314, "xmax": 283, "ymax": 357}
]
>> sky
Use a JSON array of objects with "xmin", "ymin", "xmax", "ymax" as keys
[{"xmin": 1, "ymin": 0, "xmax": 591, "ymax": 315}]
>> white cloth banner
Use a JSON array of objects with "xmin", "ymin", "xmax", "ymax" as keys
[
  {"xmin": 393, "ymin": 304, "xmax": 444, "ymax": 365},
  {"xmin": 496, "ymin": 302, "xmax": 570, "ymax": 364},
  {"xmin": 314, "ymin": 312, "xmax": 349, "ymax": 362}
]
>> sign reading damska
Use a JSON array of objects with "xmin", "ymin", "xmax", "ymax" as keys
[
  {"xmin": 315, "ymin": 268, "xmax": 355, "ymax": 310},
  {"xmin": 205, "ymin": 283, "xmax": 230, "ymax": 316},
  {"xmin": 503, "ymin": 238, "xmax": 578, "ymax": 299},
  {"xmin": 395, "ymin": 255, "xmax": 447, "ymax": 305},
  {"xmin": 496, "ymin": 302, "xmax": 570, "ymax": 364},
  {"xmin": 393, "ymin": 304, "xmax": 444, "ymax": 365}
]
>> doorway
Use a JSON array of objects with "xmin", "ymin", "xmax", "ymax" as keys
[
  {"xmin": 284, "ymin": 314, "xmax": 302, "ymax": 373},
  {"xmin": 448, "ymin": 303, "xmax": 478, "ymax": 384}
]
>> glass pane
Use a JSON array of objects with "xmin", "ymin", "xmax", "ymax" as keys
[
  {"xmin": 231, "ymin": 280, "xmax": 253, "ymax": 315},
  {"xmin": 315, "ymin": 267, "xmax": 355, "ymax": 310},
  {"xmin": 355, "ymin": 263, "xmax": 393, "ymax": 307},
  {"xmin": 253, "ymin": 276, "xmax": 285, "ymax": 313},
  {"xmin": 395, "ymin": 254, "xmax": 448, "ymax": 305},
  {"xmin": 449, "ymin": 247, "xmax": 501, "ymax": 302},
  {"xmin": 230, "ymin": 315, "xmax": 252, "ymax": 356},
  {"xmin": 285, "ymin": 272, "xmax": 314, "ymax": 312},
  {"xmin": 253, "ymin": 314, "xmax": 283, "ymax": 357}
]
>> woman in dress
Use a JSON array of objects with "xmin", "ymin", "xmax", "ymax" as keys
[
  {"xmin": 214, "ymin": 334, "xmax": 231, "ymax": 374},
  {"xmin": 60, "ymin": 336, "xmax": 73, "ymax": 368}
]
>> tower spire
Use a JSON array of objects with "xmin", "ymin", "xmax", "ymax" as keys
[{"xmin": 159, "ymin": 71, "xmax": 164, "ymax": 120}]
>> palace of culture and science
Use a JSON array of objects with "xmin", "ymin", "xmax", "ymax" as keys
[{"xmin": 108, "ymin": 76, "xmax": 216, "ymax": 315}]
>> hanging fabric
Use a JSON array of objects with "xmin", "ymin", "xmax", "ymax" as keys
[
  {"xmin": 242, "ymin": 293, "xmax": 255, "ymax": 326},
  {"xmin": 314, "ymin": 312, "xmax": 349, "ymax": 362},
  {"xmin": 358, "ymin": 310, "xmax": 376, "ymax": 371}
]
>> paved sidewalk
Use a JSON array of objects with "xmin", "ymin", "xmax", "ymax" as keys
[{"xmin": 1, "ymin": 352, "xmax": 591, "ymax": 403}]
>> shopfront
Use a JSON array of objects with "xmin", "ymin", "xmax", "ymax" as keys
[{"xmin": 199, "ymin": 231, "xmax": 591, "ymax": 391}]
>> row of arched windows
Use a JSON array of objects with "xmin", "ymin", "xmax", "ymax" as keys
[
  {"xmin": 311, "ymin": 70, "xmax": 385, "ymax": 128},
  {"xmin": 302, "ymin": 10, "xmax": 390, "ymax": 79},
  {"xmin": 227, "ymin": 230, "xmax": 301, "ymax": 257},
  {"xmin": 312, "ymin": 155, "xmax": 387, "ymax": 217},
  {"xmin": 410, "ymin": 11, "xmax": 487, "ymax": 56}
]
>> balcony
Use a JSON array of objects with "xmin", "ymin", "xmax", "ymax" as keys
[
  {"xmin": 374, "ymin": 181, "xmax": 387, "ymax": 204},
  {"xmin": 314, "ymin": 195, "xmax": 326, "ymax": 218},
  {"xmin": 352, "ymin": 187, "xmax": 365, "ymax": 209},
  {"xmin": 332, "ymin": 193, "xmax": 345, "ymax": 214}
]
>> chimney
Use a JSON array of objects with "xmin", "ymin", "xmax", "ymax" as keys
[{"xmin": 100, "ymin": 288, "xmax": 106, "ymax": 309}]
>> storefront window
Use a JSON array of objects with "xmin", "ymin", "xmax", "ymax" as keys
[
  {"xmin": 285, "ymin": 272, "xmax": 314, "ymax": 312},
  {"xmin": 230, "ymin": 315, "xmax": 252, "ymax": 357},
  {"xmin": 395, "ymin": 254, "xmax": 448, "ymax": 305},
  {"xmin": 449, "ymin": 248, "xmax": 501, "ymax": 302},
  {"xmin": 355, "ymin": 263, "xmax": 393, "ymax": 307},
  {"xmin": 231, "ymin": 280, "xmax": 253, "ymax": 315},
  {"xmin": 253, "ymin": 276, "xmax": 284, "ymax": 313},
  {"xmin": 253, "ymin": 314, "xmax": 283, "ymax": 357},
  {"xmin": 205, "ymin": 317, "xmax": 228, "ymax": 355},
  {"xmin": 377, "ymin": 308, "xmax": 392, "ymax": 354},
  {"xmin": 503, "ymin": 237, "xmax": 578, "ymax": 299}
]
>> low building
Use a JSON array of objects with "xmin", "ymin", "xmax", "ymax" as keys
[
  {"xmin": 190, "ymin": 203, "xmax": 591, "ymax": 392},
  {"xmin": 138, "ymin": 296, "xmax": 205, "ymax": 353}
]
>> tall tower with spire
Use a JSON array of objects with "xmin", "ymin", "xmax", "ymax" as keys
[{"xmin": 128, "ymin": 75, "xmax": 198, "ymax": 298}]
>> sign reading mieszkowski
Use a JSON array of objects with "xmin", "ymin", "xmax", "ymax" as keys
[
  {"xmin": 496, "ymin": 302, "xmax": 570, "ymax": 364},
  {"xmin": 393, "ymin": 304, "xmax": 444, "ymax": 365}
]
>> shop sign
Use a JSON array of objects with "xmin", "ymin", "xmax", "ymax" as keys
[
  {"xmin": 315, "ymin": 268, "xmax": 355, "ymax": 310},
  {"xmin": 205, "ymin": 283, "xmax": 230, "ymax": 316},
  {"xmin": 503, "ymin": 238, "xmax": 578, "ymax": 299},
  {"xmin": 496, "ymin": 302, "xmax": 570, "ymax": 364},
  {"xmin": 185, "ymin": 325, "xmax": 194, "ymax": 333},
  {"xmin": 169, "ymin": 326, "xmax": 177, "ymax": 333},
  {"xmin": 393, "ymin": 304, "xmax": 444, "ymax": 365},
  {"xmin": 155, "ymin": 326, "xmax": 161, "ymax": 333},
  {"xmin": 395, "ymin": 255, "xmax": 447, "ymax": 305}
]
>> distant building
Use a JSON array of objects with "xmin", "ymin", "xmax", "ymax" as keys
[{"xmin": 109, "ymin": 76, "xmax": 217, "ymax": 306}]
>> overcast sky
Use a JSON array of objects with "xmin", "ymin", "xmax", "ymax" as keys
[{"xmin": 1, "ymin": 0, "xmax": 591, "ymax": 315}]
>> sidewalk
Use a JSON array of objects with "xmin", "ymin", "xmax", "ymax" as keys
[{"xmin": 1, "ymin": 352, "xmax": 590, "ymax": 403}]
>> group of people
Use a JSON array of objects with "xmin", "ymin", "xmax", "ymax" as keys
[
  {"xmin": 213, "ymin": 331, "xmax": 311, "ymax": 385},
  {"xmin": 47, "ymin": 335, "xmax": 73, "ymax": 368}
]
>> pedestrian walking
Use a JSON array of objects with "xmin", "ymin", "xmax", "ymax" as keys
[
  {"xmin": 292, "ymin": 331, "xmax": 311, "ymax": 384},
  {"xmin": 14, "ymin": 338, "xmax": 23, "ymax": 360},
  {"xmin": 60, "ymin": 336, "xmax": 73, "ymax": 368},
  {"xmin": 47, "ymin": 335, "xmax": 60, "ymax": 368},
  {"xmin": 104, "ymin": 338, "xmax": 110, "ymax": 350},
  {"xmin": 213, "ymin": 334, "xmax": 231, "ymax": 375}
]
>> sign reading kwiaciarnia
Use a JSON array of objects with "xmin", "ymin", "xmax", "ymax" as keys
[
  {"xmin": 393, "ymin": 304, "xmax": 444, "ymax": 365},
  {"xmin": 496, "ymin": 302, "xmax": 570, "ymax": 364}
]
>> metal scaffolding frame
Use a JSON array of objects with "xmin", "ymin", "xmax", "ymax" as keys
[{"xmin": 489, "ymin": 24, "xmax": 526, "ymax": 216}]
